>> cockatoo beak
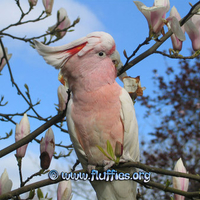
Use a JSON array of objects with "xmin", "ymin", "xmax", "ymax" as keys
[
  {"xmin": 110, "ymin": 50, "xmax": 121, "ymax": 68},
  {"xmin": 110, "ymin": 50, "xmax": 128, "ymax": 82}
]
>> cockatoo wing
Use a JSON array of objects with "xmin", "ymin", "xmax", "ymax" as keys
[
  {"xmin": 90, "ymin": 87, "xmax": 139, "ymax": 200},
  {"xmin": 66, "ymin": 99, "xmax": 88, "ymax": 168},
  {"xmin": 119, "ymin": 88, "xmax": 140, "ymax": 163}
]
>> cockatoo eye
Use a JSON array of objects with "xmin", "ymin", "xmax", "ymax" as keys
[{"xmin": 98, "ymin": 52, "xmax": 105, "ymax": 57}]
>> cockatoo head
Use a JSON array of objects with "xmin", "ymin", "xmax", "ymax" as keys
[
  {"xmin": 34, "ymin": 32, "xmax": 121, "ymax": 90},
  {"xmin": 34, "ymin": 31, "xmax": 116, "ymax": 69}
]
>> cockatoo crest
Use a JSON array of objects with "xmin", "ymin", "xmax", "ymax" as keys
[{"xmin": 34, "ymin": 32, "xmax": 115, "ymax": 69}]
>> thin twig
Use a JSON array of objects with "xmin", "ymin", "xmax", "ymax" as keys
[
  {"xmin": 155, "ymin": 50, "xmax": 199, "ymax": 59},
  {"xmin": 0, "ymin": 38, "xmax": 44, "ymax": 119},
  {"xmin": 124, "ymin": 37, "xmax": 151, "ymax": 66},
  {"xmin": 22, "ymin": 169, "xmax": 47, "ymax": 187},
  {"xmin": 0, "ymin": 11, "xmax": 47, "ymax": 33},
  {"xmin": 0, "ymin": 17, "xmax": 80, "ymax": 45}
]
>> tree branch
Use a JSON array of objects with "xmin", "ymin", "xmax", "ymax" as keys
[
  {"xmin": 116, "ymin": 162, "xmax": 200, "ymax": 182},
  {"xmin": 118, "ymin": 1, "xmax": 200, "ymax": 76},
  {"xmin": 0, "ymin": 111, "xmax": 66, "ymax": 158}
]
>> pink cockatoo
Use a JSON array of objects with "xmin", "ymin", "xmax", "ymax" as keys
[{"xmin": 34, "ymin": 32, "xmax": 139, "ymax": 200}]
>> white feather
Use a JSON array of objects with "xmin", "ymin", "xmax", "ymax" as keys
[
  {"xmin": 66, "ymin": 99, "xmax": 88, "ymax": 168},
  {"xmin": 33, "ymin": 37, "xmax": 87, "ymax": 69},
  {"xmin": 119, "ymin": 88, "xmax": 140, "ymax": 162}
]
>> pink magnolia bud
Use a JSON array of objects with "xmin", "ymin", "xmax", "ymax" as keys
[
  {"xmin": 48, "ymin": 8, "xmax": 71, "ymax": 39},
  {"xmin": 134, "ymin": 0, "xmax": 170, "ymax": 35},
  {"xmin": 168, "ymin": 6, "xmax": 185, "ymax": 51},
  {"xmin": 173, "ymin": 158, "xmax": 189, "ymax": 200},
  {"xmin": 42, "ymin": 0, "xmax": 54, "ymax": 15},
  {"xmin": 0, "ymin": 169, "xmax": 12, "ymax": 195},
  {"xmin": 40, "ymin": 128, "xmax": 55, "ymax": 169},
  {"xmin": 28, "ymin": 0, "xmax": 38, "ymax": 7},
  {"xmin": 57, "ymin": 180, "xmax": 72, "ymax": 200},
  {"xmin": 0, "ymin": 47, "xmax": 12, "ymax": 72},
  {"xmin": 15, "ymin": 113, "xmax": 30, "ymax": 158},
  {"xmin": 57, "ymin": 85, "xmax": 68, "ymax": 111},
  {"xmin": 185, "ymin": 15, "xmax": 200, "ymax": 51}
]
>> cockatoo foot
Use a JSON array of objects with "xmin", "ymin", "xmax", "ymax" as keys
[
  {"xmin": 102, "ymin": 160, "xmax": 115, "ymax": 171},
  {"xmin": 103, "ymin": 158, "xmax": 128, "ymax": 170},
  {"xmin": 87, "ymin": 164, "xmax": 96, "ymax": 173},
  {"xmin": 118, "ymin": 158, "xmax": 126, "ymax": 163}
]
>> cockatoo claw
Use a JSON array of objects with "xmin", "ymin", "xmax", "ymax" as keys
[{"xmin": 87, "ymin": 164, "xmax": 96, "ymax": 173}]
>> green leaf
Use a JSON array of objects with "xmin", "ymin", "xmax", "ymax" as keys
[
  {"xmin": 97, "ymin": 145, "xmax": 112, "ymax": 160},
  {"xmin": 37, "ymin": 188, "xmax": 44, "ymax": 199},
  {"xmin": 164, "ymin": 179, "xmax": 171, "ymax": 189},
  {"xmin": 106, "ymin": 140, "xmax": 115, "ymax": 160},
  {"xmin": 28, "ymin": 189, "xmax": 35, "ymax": 199},
  {"xmin": 44, "ymin": 36, "xmax": 47, "ymax": 44}
]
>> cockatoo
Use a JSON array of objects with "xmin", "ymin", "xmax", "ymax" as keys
[{"xmin": 34, "ymin": 32, "xmax": 139, "ymax": 200}]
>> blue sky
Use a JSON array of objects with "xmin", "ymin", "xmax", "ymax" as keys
[{"xmin": 0, "ymin": 0, "xmax": 198, "ymax": 199}]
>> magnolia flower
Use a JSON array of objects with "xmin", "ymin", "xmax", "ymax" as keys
[
  {"xmin": 167, "ymin": 6, "xmax": 185, "ymax": 51},
  {"xmin": 0, "ymin": 169, "xmax": 12, "ymax": 195},
  {"xmin": 57, "ymin": 85, "xmax": 68, "ymax": 111},
  {"xmin": 0, "ymin": 47, "xmax": 12, "ymax": 72},
  {"xmin": 134, "ymin": 0, "xmax": 170, "ymax": 36},
  {"xmin": 122, "ymin": 76, "xmax": 146, "ymax": 100},
  {"xmin": 42, "ymin": 0, "xmax": 54, "ymax": 15},
  {"xmin": 28, "ymin": 0, "xmax": 38, "ymax": 7},
  {"xmin": 48, "ymin": 8, "xmax": 71, "ymax": 39},
  {"xmin": 185, "ymin": 15, "xmax": 200, "ymax": 51},
  {"xmin": 40, "ymin": 128, "xmax": 55, "ymax": 169},
  {"xmin": 57, "ymin": 180, "xmax": 72, "ymax": 200},
  {"xmin": 173, "ymin": 158, "xmax": 189, "ymax": 200},
  {"xmin": 15, "ymin": 113, "xmax": 30, "ymax": 158}
]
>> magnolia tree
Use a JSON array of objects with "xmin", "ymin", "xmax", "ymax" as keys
[{"xmin": 0, "ymin": 0, "xmax": 200, "ymax": 200}]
